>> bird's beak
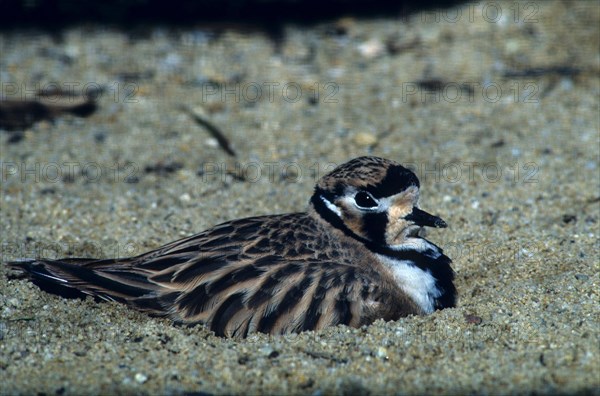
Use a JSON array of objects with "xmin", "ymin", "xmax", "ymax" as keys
[{"xmin": 405, "ymin": 207, "xmax": 447, "ymax": 228}]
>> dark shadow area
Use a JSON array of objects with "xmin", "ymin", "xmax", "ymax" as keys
[{"xmin": 1, "ymin": 0, "xmax": 464, "ymax": 31}]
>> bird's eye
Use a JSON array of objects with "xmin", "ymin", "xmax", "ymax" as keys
[{"xmin": 354, "ymin": 191, "xmax": 379, "ymax": 209}]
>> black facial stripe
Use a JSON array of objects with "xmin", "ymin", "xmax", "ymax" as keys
[
  {"xmin": 332, "ymin": 182, "xmax": 345, "ymax": 197},
  {"xmin": 365, "ymin": 165, "xmax": 420, "ymax": 199},
  {"xmin": 310, "ymin": 188, "xmax": 369, "ymax": 244},
  {"xmin": 311, "ymin": 189, "xmax": 346, "ymax": 228},
  {"xmin": 361, "ymin": 212, "xmax": 388, "ymax": 246},
  {"xmin": 311, "ymin": 188, "xmax": 390, "ymax": 245}
]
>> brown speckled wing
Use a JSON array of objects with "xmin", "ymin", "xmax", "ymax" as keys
[
  {"xmin": 151, "ymin": 255, "xmax": 383, "ymax": 337},
  {"xmin": 129, "ymin": 214, "xmax": 387, "ymax": 337},
  {"xmin": 9, "ymin": 213, "xmax": 388, "ymax": 337}
]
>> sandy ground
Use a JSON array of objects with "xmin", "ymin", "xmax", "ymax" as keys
[{"xmin": 1, "ymin": 1, "xmax": 599, "ymax": 394}]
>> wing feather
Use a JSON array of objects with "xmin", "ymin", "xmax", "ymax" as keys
[{"xmin": 7, "ymin": 213, "xmax": 396, "ymax": 337}]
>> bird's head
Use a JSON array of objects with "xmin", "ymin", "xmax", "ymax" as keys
[{"xmin": 311, "ymin": 156, "xmax": 446, "ymax": 247}]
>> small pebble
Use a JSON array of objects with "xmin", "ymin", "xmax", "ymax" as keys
[
  {"xmin": 259, "ymin": 346, "xmax": 274, "ymax": 356},
  {"xmin": 179, "ymin": 193, "xmax": 191, "ymax": 203},
  {"xmin": 205, "ymin": 137, "xmax": 219, "ymax": 148},
  {"xmin": 353, "ymin": 132, "xmax": 378, "ymax": 147},
  {"xmin": 134, "ymin": 373, "xmax": 148, "ymax": 384},
  {"xmin": 7, "ymin": 133, "xmax": 24, "ymax": 144},
  {"xmin": 357, "ymin": 39, "xmax": 385, "ymax": 58},
  {"xmin": 464, "ymin": 314, "xmax": 483, "ymax": 325},
  {"xmin": 376, "ymin": 347, "xmax": 388, "ymax": 359}
]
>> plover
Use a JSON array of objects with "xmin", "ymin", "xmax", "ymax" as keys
[{"xmin": 8, "ymin": 156, "xmax": 456, "ymax": 337}]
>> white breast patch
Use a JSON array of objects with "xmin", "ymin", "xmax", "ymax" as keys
[{"xmin": 376, "ymin": 254, "xmax": 441, "ymax": 314}]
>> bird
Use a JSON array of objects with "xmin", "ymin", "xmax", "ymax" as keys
[{"xmin": 7, "ymin": 156, "xmax": 456, "ymax": 338}]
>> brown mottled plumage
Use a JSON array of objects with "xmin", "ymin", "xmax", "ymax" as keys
[{"xmin": 7, "ymin": 156, "xmax": 456, "ymax": 338}]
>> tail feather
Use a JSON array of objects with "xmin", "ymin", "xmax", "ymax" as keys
[{"xmin": 7, "ymin": 258, "xmax": 163, "ymax": 305}]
